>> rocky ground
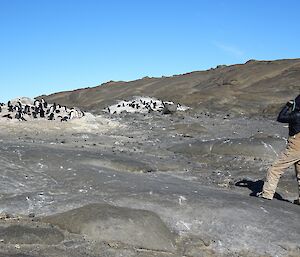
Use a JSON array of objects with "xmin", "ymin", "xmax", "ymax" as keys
[{"xmin": 0, "ymin": 109, "xmax": 299, "ymax": 257}]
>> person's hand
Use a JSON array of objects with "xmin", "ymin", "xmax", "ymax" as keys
[{"xmin": 286, "ymin": 100, "xmax": 294, "ymax": 108}]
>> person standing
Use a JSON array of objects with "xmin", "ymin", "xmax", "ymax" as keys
[{"xmin": 258, "ymin": 95, "xmax": 300, "ymax": 205}]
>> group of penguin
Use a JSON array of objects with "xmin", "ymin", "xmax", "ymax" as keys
[
  {"xmin": 106, "ymin": 97, "xmax": 186, "ymax": 115},
  {"xmin": 0, "ymin": 98, "xmax": 85, "ymax": 122}
]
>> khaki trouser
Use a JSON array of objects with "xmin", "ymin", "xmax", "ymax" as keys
[{"xmin": 262, "ymin": 133, "xmax": 300, "ymax": 200}]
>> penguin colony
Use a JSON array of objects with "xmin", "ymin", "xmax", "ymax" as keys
[
  {"xmin": 0, "ymin": 98, "xmax": 84, "ymax": 121},
  {"xmin": 105, "ymin": 96, "xmax": 189, "ymax": 115}
]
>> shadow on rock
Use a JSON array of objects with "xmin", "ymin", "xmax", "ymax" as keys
[{"xmin": 235, "ymin": 179, "xmax": 290, "ymax": 202}]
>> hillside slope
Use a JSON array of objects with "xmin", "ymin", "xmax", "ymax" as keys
[{"xmin": 39, "ymin": 59, "xmax": 300, "ymax": 116}]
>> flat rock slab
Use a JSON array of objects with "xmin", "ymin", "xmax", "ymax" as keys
[
  {"xmin": 0, "ymin": 225, "xmax": 64, "ymax": 245},
  {"xmin": 42, "ymin": 203, "xmax": 176, "ymax": 252},
  {"xmin": 170, "ymin": 137, "xmax": 285, "ymax": 159},
  {"xmin": 82, "ymin": 156, "xmax": 154, "ymax": 173}
]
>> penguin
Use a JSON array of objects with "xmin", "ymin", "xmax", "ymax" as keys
[
  {"xmin": 15, "ymin": 112, "xmax": 21, "ymax": 119},
  {"xmin": 49, "ymin": 105, "xmax": 54, "ymax": 113},
  {"xmin": 69, "ymin": 110, "xmax": 77, "ymax": 119},
  {"xmin": 48, "ymin": 113, "xmax": 54, "ymax": 120},
  {"xmin": 0, "ymin": 106, "xmax": 1, "ymax": 113},
  {"xmin": 32, "ymin": 112, "xmax": 37, "ymax": 119},
  {"xmin": 8, "ymin": 104, "xmax": 13, "ymax": 112},
  {"xmin": 41, "ymin": 98, "xmax": 48, "ymax": 108},
  {"xmin": 34, "ymin": 100, "xmax": 40, "ymax": 108},
  {"xmin": 61, "ymin": 116, "xmax": 68, "ymax": 122},
  {"xmin": 24, "ymin": 105, "xmax": 30, "ymax": 114},
  {"xmin": 40, "ymin": 107, "xmax": 45, "ymax": 118},
  {"xmin": 107, "ymin": 107, "xmax": 110, "ymax": 113},
  {"xmin": 3, "ymin": 114, "xmax": 12, "ymax": 119}
]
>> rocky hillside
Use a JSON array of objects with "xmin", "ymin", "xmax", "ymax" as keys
[{"xmin": 39, "ymin": 58, "xmax": 300, "ymax": 117}]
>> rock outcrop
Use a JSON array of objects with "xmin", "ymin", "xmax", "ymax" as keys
[
  {"xmin": 42, "ymin": 203, "xmax": 176, "ymax": 252},
  {"xmin": 169, "ymin": 136, "xmax": 286, "ymax": 160}
]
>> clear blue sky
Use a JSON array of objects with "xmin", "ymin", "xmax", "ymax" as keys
[{"xmin": 1, "ymin": 0, "xmax": 299, "ymax": 102}]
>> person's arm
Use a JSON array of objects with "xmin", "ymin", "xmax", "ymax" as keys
[{"xmin": 277, "ymin": 102, "xmax": 297, "ymax": 123}]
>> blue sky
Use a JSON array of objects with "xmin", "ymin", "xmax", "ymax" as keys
[{"xmin": 0, "ymin": 0, "xmax": 299, "ymax": 102}]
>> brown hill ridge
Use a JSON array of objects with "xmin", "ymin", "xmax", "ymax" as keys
[{"xmin": 39, "ymin": 58, "xmax": 300, "ymax": 117}]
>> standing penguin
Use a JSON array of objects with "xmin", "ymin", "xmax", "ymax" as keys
[
  {"xmin": 34, "ymin": 100, "xmax": 40, "ymax": 108},
  {"xmin": 8, "ymin": 101, "xmax": 13, "ymax": 112},
  {"xmin": 24, "ymin": 105, "xmax": 30, "ymax": 114},
  {"xmin": 41, "ymin": 98, "xmax": 48, "ymax": 108},
  {"xmin": 39, "ymin": 103, "xmax": 45, "ymax": 118}
]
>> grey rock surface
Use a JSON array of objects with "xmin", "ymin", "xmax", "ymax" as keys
[
  {"xmin": 0, "ymin": 110, "xmax": 299, "ymax": 257},
  {"xmin": 0, "ymin": 224, "xmax": 64, "ymax": 245},
  {"xmin": 169, "ymin": 137, "xmax": 286, "ymax": 160},
  {"xmin": 42, "ymin": 203, "xmax": 176, "ymax": 252}
]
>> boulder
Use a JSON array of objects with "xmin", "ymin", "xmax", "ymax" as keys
[
  {"xmin": 42, "ymin": 203, "xmax": 176, "ymax": 252},
  {"xmin": 162, "ymin": 103, "xmax": 177, "ymax": 114}
]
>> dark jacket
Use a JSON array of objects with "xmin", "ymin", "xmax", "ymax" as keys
[{"xmin": 277, "ymin": 105, "xmax": 300, "ymax": 136}]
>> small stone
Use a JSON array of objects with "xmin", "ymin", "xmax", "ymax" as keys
[{"xmin": 28, "ymin": 213, "xmax": 35, "ymax": 218}]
